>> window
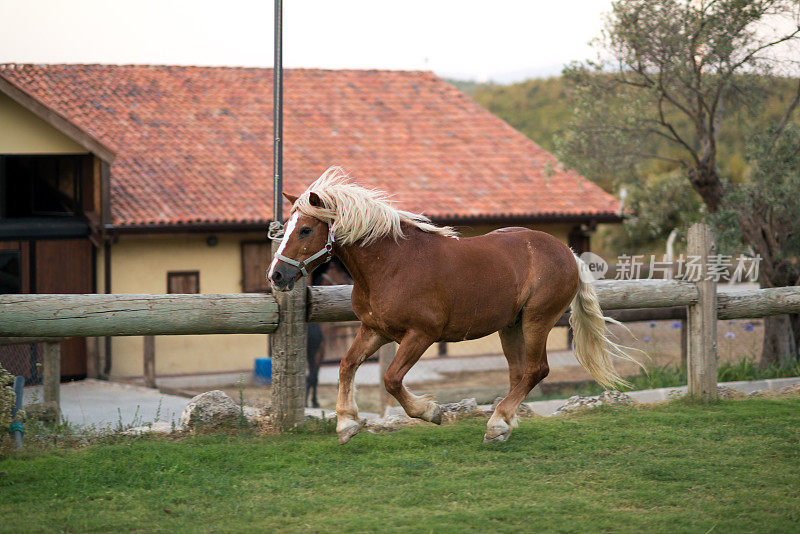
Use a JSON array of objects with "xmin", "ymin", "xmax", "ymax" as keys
[
  {"xmin": 1, "ymin": 156, "xmax": 82, "ymax": 218},
  {"xmin": 167, "ymin": 271, "xmax": 199, "ymax": 294},
  {"xmin": 0, "ymin": 251, "xmax": 21, "ymax": 293},
  {"xmin": 241, "ymin": 241, "xmax": 271, "ymax": 292}
]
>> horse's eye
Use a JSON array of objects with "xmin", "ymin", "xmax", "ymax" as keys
[{"xmin": 299, "ymin": 226, "xmax": 313, "ymax": 237}]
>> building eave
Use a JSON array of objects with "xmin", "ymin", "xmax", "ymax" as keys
[{"xmin": 0, "ymin": 73, "xmax": 117, "ymax": 163}]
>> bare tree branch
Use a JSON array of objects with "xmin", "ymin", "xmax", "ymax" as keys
[
  {"xmin": 728, "ymin": 28, "xmax": 800, "ymax": 75},
  {"xmin": 635, "ymin": 153, "xmax": 691, "ymax": 166},
  {"xmin": 656, "ymin": 95, "xmax": 701, "ymax": 165},
  {"xmin": 771, "ymin": 77, "xmax": 800, "ymax": 147}
]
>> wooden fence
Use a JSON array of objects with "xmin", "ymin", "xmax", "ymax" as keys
[{"xmin": 2, "ymin": 223, "xmax": 799, "ymax": 427}]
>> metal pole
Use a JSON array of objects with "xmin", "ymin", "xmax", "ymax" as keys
[
  {"xmin": 273, "ymin": 0, "xmax": 283, "ymax": 225},
  {"xmin": 11, "ymin": 376, "xmax": 24, "ymax": 449},
  {"xmin": 269, "ymin": 0, "xmax": 306, "ymax": 430}
]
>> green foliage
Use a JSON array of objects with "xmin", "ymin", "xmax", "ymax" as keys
[
  {"xmin": 718, "ymin": 356, "xmax": 800, "ymax": 383},
  {"xmin": 0, "ymin": 364, "xmax": 13, "ymax": 447},
  {"xmin": 466, "ymin": 74, "xmax": 798, "ymax": 192},
  {"xmin": 712, "ymin": 124, "xmax": 800, "ymax": 283},
  {"xmin": 543, "ymin": 355, "xmax": 800, "ymax": 399},
  {"xmin": 461, "ymin": 0, "xmax": 800, "ymax": 251},
  {"xmin": 470, "ymin": 77, "xmax": 573, "ymax": 153},
  {"xmin": 620, "ymin": 170, "xmax": 705, "ymax": 249},
  {"xmin": 2, "ymin": 399, "xmax": 800, "ymax": 532}
]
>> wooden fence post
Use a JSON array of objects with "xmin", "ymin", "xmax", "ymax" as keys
[
  {"xmin": 42, "ymin": 341, "xmax": 61, "ymax": 419},
  {"xmin": 270, "ymin": 245, "xmax": 308, "ymax": 429},
  {"xmin": 686, "ymin": 223, "xmax": 718, "ymax": 401},
  {"xmin": 378, "ymin": 342, "xmax": 396, "ymax": 416},
  {"xmin": 143, "ymin": 336, "xmax": 156, "ymax": 388}
]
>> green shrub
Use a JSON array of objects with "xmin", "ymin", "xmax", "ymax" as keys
[
  {"xmin": 1, "ymin": 363, "xmax": 15, "ymax": 440},
  {"xmin": 542, "ymin": 356, "xmax": 799, "ymax": 400},
  {"xmin": 717, "ymin": 357, "xmax": 800, "ymax": 383}
]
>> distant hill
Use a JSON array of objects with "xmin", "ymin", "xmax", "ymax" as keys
[{"xmin": 452, "ymin": 75, "xmax": 800, "ymax": 188}]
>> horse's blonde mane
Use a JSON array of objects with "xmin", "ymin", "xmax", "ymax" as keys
[{"xmin": 293, "ymin": 166, "xmax": 458, "ymax": 246}]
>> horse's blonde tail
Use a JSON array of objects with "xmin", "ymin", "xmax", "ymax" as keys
[{"xmin": 569, "ymin": 254, "xmax": 644, "ymax": 390}]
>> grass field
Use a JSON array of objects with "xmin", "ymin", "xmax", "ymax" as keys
[{"xmin": 2, "ymin": 397, "xmax": 799, "ymax": 533}]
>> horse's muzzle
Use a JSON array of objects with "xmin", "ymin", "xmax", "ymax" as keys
[{"xmin": 269, "ymin": 263, "xmax": 300, "ymax": 292}]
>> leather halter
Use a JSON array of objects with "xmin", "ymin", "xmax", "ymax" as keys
[{"xmin": 273, "ymin": 227, "xmax": 334, "ymax": 277}]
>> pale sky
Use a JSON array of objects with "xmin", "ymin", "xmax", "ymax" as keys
[{"xmin": 0, "ymin": 0, "xmax": 614, "ymax": 82}]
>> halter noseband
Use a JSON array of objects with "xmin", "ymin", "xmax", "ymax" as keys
[{"xmin": 274, "ymin": 227, "xmax": 335, "ymax": 277}]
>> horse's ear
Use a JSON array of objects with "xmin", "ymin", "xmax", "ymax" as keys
[
  {"xmin": 309, "ymin": 192, "xmax": 324, "ymax": 208},
  {"xmin": 282, "ymin": 192, "xmax": 298, "ymax": 205}
]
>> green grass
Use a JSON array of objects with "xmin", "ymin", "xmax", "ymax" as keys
[
  {"xmin": 539, "ymin": 357, "xmax": 800, "ymax": 400},
  {"xmin": 1, "ymin": 397, "xmax": 799, "ymax": 533}
]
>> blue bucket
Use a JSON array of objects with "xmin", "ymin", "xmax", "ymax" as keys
[{"xmin": 254, "ymin": 357, "xmax": 272, "ymax": 385}]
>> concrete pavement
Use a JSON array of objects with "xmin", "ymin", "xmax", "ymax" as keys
[
  {"xmin": 23, "ymin": 379, "xmax": 187, "ymax": 428},
  {"xmin": 21, "ymin": 374, "xmax": 800, "ymax": 430}
]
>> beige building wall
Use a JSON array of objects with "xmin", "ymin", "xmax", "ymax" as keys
[
  {"xmin": 104, "ymin": 233, "xmax": 267, "ymax": 378},
  {"xmin": 0, "ymin": 93, "xmax": 87, "ymax": 154}
]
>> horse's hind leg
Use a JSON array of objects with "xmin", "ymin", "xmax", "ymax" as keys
[
  {"xmin": 485, "ymin": 317, "xmax": 550, "ymax": 443},
  {"xmin": 383, "ymin": 331, "xmax": 441, "ymax": 424},
  {"xmin": 499, "ymin": 323, "xmax": 525, "ymax": 394},
  {"xmin": 336, "ymin": 325, "xmax": 388, "ymax": 444}
]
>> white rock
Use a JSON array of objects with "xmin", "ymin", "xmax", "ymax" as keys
[
  {"xmin": 440, "ymin": 398, "xmax": 479, "ymax": 414},
  {"xmin": 123, "ymin": 421, "xmax": 175, "ymax": 435},
  {"xmin": 599, "ymin": 390, "xmax": 635, "ymax": 406},
  {"xmin": 181, "ymin": 390, "xmax": 242, "ymax": 429},
  {"xmin": 366, "ymin": 413, "xmax": 411, "ymax": 433},
  {"xmin": 778, "ymin": 383, "xmax": 800, "ymax": 396},
  {"xmin": 242, "ymin": 405, "xmax": 263, "ymax": 423},
  {"xmin": 383, "ymin": 405, "xmax": 407, "ymax": 418},
  {"xmin": 304, "ymin": 408, "xmax": 337, "ymax": 420},
  {"xmin": 553, "ymin": 390, "xmax": 635, "ymax": 416}
]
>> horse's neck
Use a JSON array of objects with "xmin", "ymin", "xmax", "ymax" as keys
[
  {"xmin": 334, "ymin": 226, "xmax": 423, "ymax": 291},
  {"xmin": 334, "ymin": 240, "xmax": 388, "ymax": 291}
]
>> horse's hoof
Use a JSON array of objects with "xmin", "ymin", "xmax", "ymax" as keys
[
  {"xmin": 422, "ymin": 403, "xmax": 443, "ymax": 425},
  {"xmin": 337, "ymin": 420, "xmax": 362, "ymax": 445},
  {"xmin": 483, "ymin": 425, "xmax": 511, "ymax": 443}
]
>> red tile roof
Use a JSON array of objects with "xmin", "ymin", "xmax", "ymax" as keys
[{"xmin": 0, "ymin": 64, "xmax": 620, "ymax": 228}]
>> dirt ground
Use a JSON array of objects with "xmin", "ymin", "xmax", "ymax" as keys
[{"xmin": 217, "ymin": 318, "xmax": 764, "ymax": 414}]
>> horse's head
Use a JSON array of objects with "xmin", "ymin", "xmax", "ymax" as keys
[{"xmin": 268, "ymin": 191, "xmax": 333, "ymax": 292}]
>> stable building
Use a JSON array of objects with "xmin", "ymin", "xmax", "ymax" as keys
[{"xmin": 0, "ymin": 64, "xmax": 620, "ymax": 383}]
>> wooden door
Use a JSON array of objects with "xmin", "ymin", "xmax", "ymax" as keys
[
  {"xmin": 0, "ymin": 241, "xmax": 30, "ymax": 293},
  {"xmin": 35, "ymin": 239, "xmax": 93, "ymax": 379},
  {"xmin": 0, "ymin": 241, "xmax": 34, "ymax": 380}
]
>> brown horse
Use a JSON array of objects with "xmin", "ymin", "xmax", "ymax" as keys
[{"xmin": 269, "ymin": 167, "xmax": 638, "ymax": 444}]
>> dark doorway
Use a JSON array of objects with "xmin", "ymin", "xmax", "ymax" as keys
[
  {"xmin": 1, "ymin": 156, "xmax": 81, "ymax": 218},
  {"xmin": 0, "ymin": 250, "xmax": 21, "ymax": 293}
]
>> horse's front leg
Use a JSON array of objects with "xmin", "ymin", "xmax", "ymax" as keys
[
  {"xmin": 383, "ymin": 331, "xmax": 441, "ymax": 424},
  {"xmin": 336, "ymin": 325, "xmax": 388, "ymax": 444}
]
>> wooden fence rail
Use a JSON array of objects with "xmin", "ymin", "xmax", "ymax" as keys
[
  {"xmin": 3, "ymin": 284, "xmax": 795, "ymax": 339},
  {"xmin": 3, "ymin": 224, "xmax": 800, "ymax": 424},
  {"xmin": 308, "ymin": 282, "xmax": 800, "ymax": 323},
  {"xmin": 0, "ymin": 294, "xmax": 279, "ymax": 337}
]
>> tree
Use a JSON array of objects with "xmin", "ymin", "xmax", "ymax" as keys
[
  {"xmin": 621, "ymin": 170, "xmax": 705, "ymax": 247},
  {"xmin": 713, "ymin": 124, "xmax": 800, "ymax": 364},
  {"xmin": 560, "ymin": 0, "xmax": 800, "ymax": 365}
]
